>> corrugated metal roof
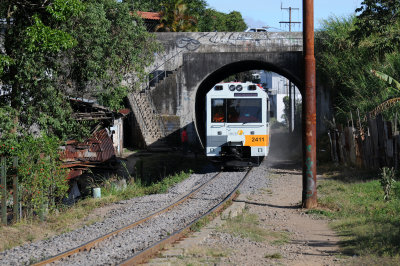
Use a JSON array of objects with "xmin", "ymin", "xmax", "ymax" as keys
[{"xmin": 61, "ymin": 129, "xmax": 116, "ymax": 179}]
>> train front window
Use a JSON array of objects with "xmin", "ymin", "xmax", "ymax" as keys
[
  {"xmin": 227, "ymin": 99, "xmax": 262, "ymax": 123},
  {"xmin": 211, "ymin": 99, "xmax": 226, "ymax": 123}
]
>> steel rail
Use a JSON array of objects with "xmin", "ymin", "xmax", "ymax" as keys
[
  {"xmin": 120, "ymin": 167, "xmax": 253, "ymax": 266},
  {"xmin": 33, "ymin": 171, "xmax": 223, "ymax": 266}
]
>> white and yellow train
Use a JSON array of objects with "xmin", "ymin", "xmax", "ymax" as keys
[{"xmin": 206, "ymin": 82, "xmax": 270, "ymax": 167}]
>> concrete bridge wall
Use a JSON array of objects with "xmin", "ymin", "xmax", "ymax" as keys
[{"xmin": 142, "ymin": 32, "xmax": 330, "ymax": 147}]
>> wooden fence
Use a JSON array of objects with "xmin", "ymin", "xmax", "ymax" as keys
[{"xmin": 328, "ymin": 114, "xmax": 400, "ymax": 170}]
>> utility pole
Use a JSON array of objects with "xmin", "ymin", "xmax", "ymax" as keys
[
  {"xmin": 279, "ymin": 4, "xmax": 301, "ymax": 32},
  {"xmin": 280, "ymin": 4, "xmax": 300, "ymax": 132},
  {"xmin": 303, "ymin": 0, "xmax": 317, "ymax": 208}
]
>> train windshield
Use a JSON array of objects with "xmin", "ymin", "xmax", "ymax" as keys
[
  {"xmin": 227, "ymin": 99, "xmax": 262, "ymax": 123},
  {"xmin": 211, "ymin": 98, "xmax": 262, "ymax": 123}
]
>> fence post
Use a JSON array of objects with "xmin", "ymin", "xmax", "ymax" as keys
[
  {"xmin": 1, "ymin": 157, "xmax": 7, "ymax": 225},
  {"xmin": 12, "ymin": 157, "xmax": 18, "ymax": 223}
]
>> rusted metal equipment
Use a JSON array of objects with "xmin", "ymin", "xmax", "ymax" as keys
[{"xmin": 302, "ymin": 0, "xmax": 317, "ymax": 208}]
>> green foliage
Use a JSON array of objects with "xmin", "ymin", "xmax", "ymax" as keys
[
  {"xmin": 370, "ymin": 70, "xmax": 400, "ymax": 95},
  {"xmin": 0, "ymin": 55, "xmax": 14, "ymax": 76},
  {"xmin": 156, "ymin": 0, "xmax": 198, "ymax": 32},
  {"xmin": 25, "ymin": 14, "xmax": 77, "ymax": 53},
  {"xmin": 353, "ymin": 0, "xmax": 400, "ymax": 56},
  {"xmin": 0, "ymin": 0, "xmax": 159, "ymax": 138},
  {"xmin": 124, "ymin": 0, "xmax": 207, "ymax": 18},
  {"xmin": 62, "ymin": 0, "xmax": 160, "ymax": 107},
  {"xmin": 46, "ymin": 0, "xmax": 85, "ymax": 21},
  {"xmin": 198, "ymin": 8, "xmax": 247, "ymax": 32},
  {"xmin": 317, "ymin": 170, "xmax": 400, "ymax": 256},
  {"xmin": 316, "ymin": 10, "xmax": 400, "ymax": 124},
  {"xmin": 0, "ymin": 134, "xmax": 68, "ymax": 217},
  {"xmin": 97, "ymin": 86, "xmax": 129, "ymax": 111}
]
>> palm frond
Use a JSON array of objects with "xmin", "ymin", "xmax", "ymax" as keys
[{"xmin": 370, "ymin": 97, "xmax": 400, "ymax": 118}]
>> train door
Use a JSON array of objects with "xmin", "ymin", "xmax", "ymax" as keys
[{"xmin": 206, "ymin": 98, "xmax": 228, "ymax": 156}]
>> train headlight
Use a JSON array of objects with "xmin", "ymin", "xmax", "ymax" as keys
[
  {"xmin": 229, "ymin": 85, "xmax": 236, "ymax": 91},
  {"xmin": 236, "ymin": 85, "xmax": 243, "ymax": 91}
]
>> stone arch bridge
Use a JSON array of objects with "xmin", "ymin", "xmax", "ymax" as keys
[{"xmin": 126, "ymin": 32, "xmax": 329, "ymax": 148}]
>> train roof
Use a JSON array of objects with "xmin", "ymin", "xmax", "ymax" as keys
[{"xmin": 207, "ymin": 82, "xmax": 267, "ymax": 97}]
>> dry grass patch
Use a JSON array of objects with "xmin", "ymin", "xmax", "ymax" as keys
[
  {"xmin": 264, "ymin": 252, "xmax": 283, "ymax": 259},
  {"xmin": 158, "ymin": 245, "xmax": 230, "ymax": 265},
  {"xmin": 217, "ymin": 211, "xmax": 290, "ymax": 245}
]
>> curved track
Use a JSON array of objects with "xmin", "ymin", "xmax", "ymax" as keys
[
  {"xmin": 30, "ymin": 168, "xmax": 252, "ymax": 265},
  {"xmin": 33, "ymin": 172, "xmax": 223, "ymax": 266},
  {"xmin": 121, "ymin": 167, "xmax": 253, "ymax": 265}
]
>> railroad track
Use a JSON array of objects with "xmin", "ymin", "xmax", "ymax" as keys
[
  {"xmin": 121, "ymin": 167, "xmax": 253, "ymax": 265},
  {"xmin": 31, "ymin": 168, "xmax": 252, "ymax": 265}
]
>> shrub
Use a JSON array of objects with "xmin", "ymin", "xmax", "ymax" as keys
[{"xmin": 0, "ymin": 133, "xmax": 68, "ymax": 218}]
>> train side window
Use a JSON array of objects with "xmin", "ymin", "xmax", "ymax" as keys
[
  {"xmin": 267, "ymin": 98, "xmax": 270, "ymax": 122},
  {"xmin": 211, "ymin": 99, "xmax": 226, "ymax": 123}
]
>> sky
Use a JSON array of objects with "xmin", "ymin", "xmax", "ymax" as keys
[{"xmin": 206, "ymin": 0, "xmax": 363, "ymax": 31}]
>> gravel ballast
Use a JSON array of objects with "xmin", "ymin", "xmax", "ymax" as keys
[{"xmin": 0, "ymin": 170, "xmax": 218, "ymax": 265}]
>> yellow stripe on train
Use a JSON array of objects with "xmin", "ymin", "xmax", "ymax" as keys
[{"xmin": 244, "ymin": 135, "xmax": 269, "ymax": 147}]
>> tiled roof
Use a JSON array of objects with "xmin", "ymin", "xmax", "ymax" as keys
[{"xmin": 137, "ymin": 11, "xmax": 161, "ymax": 20}]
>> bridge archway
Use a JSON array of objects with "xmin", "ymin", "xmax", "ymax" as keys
[{"xmin": 193, "ymin": 59, "xmax": 303, "ymax": 146}]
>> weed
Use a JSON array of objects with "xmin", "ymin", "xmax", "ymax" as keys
[
  {"xmin": 28, "ymin": 257, "xmax": 39, "ymax": 264},
  {"xmin": 190, "ymin": 217, "xmax": 209, "ymax": 232},
  {"xmin": 305, "ymin": 209, "xmax": 334, "ymax": 218},
  {"xmin": 318, "ymin": 167, "xmax": 400, "ymax": 257},
  {"xmin": 217, "ymin": 211, "xmax": 269, "ymax": 242},
  {"xmin": 264, "ymin": 252, "xmax": 282, "ymax": 259},
  {"xmin": 26, "ymin": 233, "xmax": 35, "ymax": 242},
  {"xmin": 270, "ymin": 231, "xmax": 290, "ymax": 245}
]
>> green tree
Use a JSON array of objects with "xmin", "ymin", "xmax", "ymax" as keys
[
  {"xmin": 0, "ymin": 0, "xmax": 85, "ymax": 138},
  {"xmin": 61, "ymin": 0, "xmax": 160, "ymax": 110},
  {"xmin": 198, "ymin": 8, "xmax": 247, "ymax": 32},
  {"xmin": 353, "ymin": 0, "xmax": 400, "ymax": 57},
  {"xmin": 156, "ymin": 0, "xmax": 197, "ymax": 32},
  {"xmin": 0, "ymin": 0, "xmax": 159, "ymax": 136},
  {"xmin": 0, "ymin": 0, "xmax": 160, "ymax": 215},
  {"xmin": 123, "ymin": 0, "xmax": 162, "ymax": 12},
  {"xmin": 225, "ymin": 11, "xmax": 247, "ymax": 31},
  {"xmin": 316, "ymin": 1, "xmax": 400, "ymax": 125}
]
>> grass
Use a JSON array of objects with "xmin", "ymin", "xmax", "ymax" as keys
[
  {"xmin": 314, "ymin": 164, "xmax": 400, "ymax": 261},
  {"xmin": 264, "ymin": 252, "xmax": 283, "ymax": 259},
  {"xmin": 0, "ymin": 152, "xmax": 209, "ymax": 252},
  {"xmin": 163, "ymin": 246, "xmax": 231, "ymax": 265},
  {"xmin": 218, "ymin": 211, "xmax": 268, "ymax": 242},
  {"xmin": 217, "ymin": 211, "xmax": 290, "ymax": 245}
]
